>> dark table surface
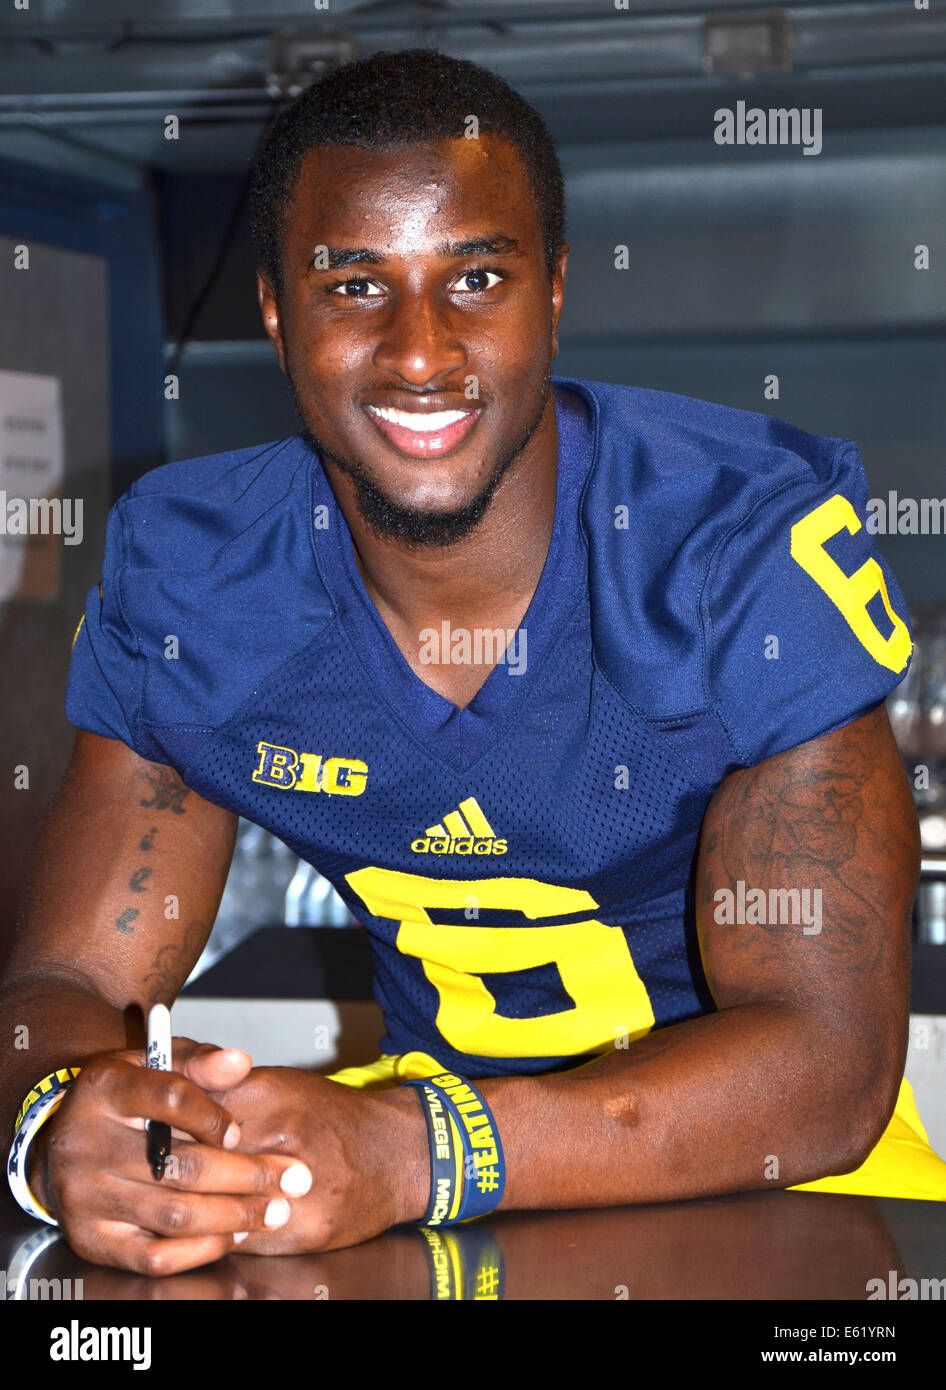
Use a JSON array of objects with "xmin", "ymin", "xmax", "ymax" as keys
[{"xmin": 3, "ymin": 1187, "xmax": 945, "ymax": 1301}]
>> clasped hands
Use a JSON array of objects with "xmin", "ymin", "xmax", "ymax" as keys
[{"xmin": 28, "ymin": 1037, "xmax": 426, "ymax": 1275}]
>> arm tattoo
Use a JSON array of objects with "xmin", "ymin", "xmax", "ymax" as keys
[
  {"xmin": 139, "ymin": 766, "xmax": 191, "ymax": 815},
  {"xmin": 699, "ymin": 711, "xmax": 913, "ymax": 980},
  {"xmin": 142, "ymin": 920, "xmax": 208, "ymax": 1006},
  {"xmin": 116, "ymin": 827, "xmax": 157, "ymax": 928},
  {"xmin": 115, "ymin": 907, "xmax": 139, "ymax": 934}
]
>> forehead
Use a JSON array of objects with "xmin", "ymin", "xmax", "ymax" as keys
[{"xmin": 282, "ymin": 134, "xmax": 541, "ymax": 249}]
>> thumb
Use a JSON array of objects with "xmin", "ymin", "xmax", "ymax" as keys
[{"xmin": 172, "ymin": 1037, "xmax": 254, "ymax": 1089}]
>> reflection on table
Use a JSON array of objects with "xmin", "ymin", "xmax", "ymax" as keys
[{"xmin": 3, "ymin": 1189, "xmax": 943, "ymax": 1301}]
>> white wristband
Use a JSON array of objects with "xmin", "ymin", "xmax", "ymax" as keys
[{"xmin": 7, "ymin": 1087, "xmax": 68, "ymax": 1226}]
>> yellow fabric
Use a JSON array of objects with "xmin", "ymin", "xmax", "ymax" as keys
[
  {"xmin": 326, "ymin": 1050, "xmax": 446, "ymax": 1090},
  {"xmin": 328, "ymin": 1057, "xmax": 946, "ymax": 1201}
]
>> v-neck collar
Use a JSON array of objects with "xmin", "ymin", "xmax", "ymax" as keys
[{"xmin": 307, "ymin": 379, "xmax": 596, "ymax": 771}]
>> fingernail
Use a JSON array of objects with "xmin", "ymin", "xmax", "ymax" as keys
[
  {"xmin": 223, "ymin": 1122, "xmax": 241, "ymax": 1149},
  {"xmin": 265, "ymin": 1198, "xmax": 290, "ymax": 1228},
  {"xmin": 280, "ymin": 1164, "xmax": 312, "ymax": 1197},
  {"xmin": 233, "ymin": 1231, "xmax": 249, "ymax": 1244}
]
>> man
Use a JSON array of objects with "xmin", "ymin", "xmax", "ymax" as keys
[{"xmin": 3, "ymin": 49, "xmax": 944, "ymax": 1277}]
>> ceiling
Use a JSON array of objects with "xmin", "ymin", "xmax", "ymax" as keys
[{"xmin": 1, "ymin": 0, "xmax": 945, "ymax": 180}]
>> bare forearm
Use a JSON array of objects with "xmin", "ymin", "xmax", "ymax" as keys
[
  {"xmin": 1, "ymin": 737, "xmax": 235, "ymax": 1138},
  {"xmin": 0, "ymin": 976, "xmax": 131, "ymax": 1134},
  {"xmin": 476, "ymin": 1002, "xmax": 894, "ymax": 1213}
]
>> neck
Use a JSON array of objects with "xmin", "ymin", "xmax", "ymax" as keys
[{"xmin": 323, "ymin": 392, "xmax": 561, "ymax": 633}]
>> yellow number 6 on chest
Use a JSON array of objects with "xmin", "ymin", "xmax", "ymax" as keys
[{"xmin": 346, "ymin": 866, "xmax": 655, "ymax": 1059}]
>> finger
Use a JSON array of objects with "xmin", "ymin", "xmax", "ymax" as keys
[
  {"xmin": 87, "ymin": 1057, "xmax": 236, "ymax": 1147},
  {"xmin": 80, "ymin": 1038, "xmax": 250, "ymax": 1076},
  {"xmin": 105, "ymin": 1129, "xmax": 312, "ymax": 1198},
  {"xmin": 104, "ymin": 1041, "xmax": 253, "ymax": 1099},
  {"xmin": 176, "ymin": 1040, "xmax": 253, "ymax": 1091},
  {"xmin": 91, "ymin": 1177, "xmax": 294, "ymax": 1242},
  {"xmin": 82, "ymin": 1220, "xmax": 239, "ymax": 1278}
]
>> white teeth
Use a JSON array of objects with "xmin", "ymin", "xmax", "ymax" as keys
[{"xmin": 366, "ymin": 405, "xmax": 470, "ymax": 433}]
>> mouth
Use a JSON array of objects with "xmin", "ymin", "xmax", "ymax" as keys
[{"xmin": 364, "ymin": 404, "xmax": 482, "ymax": 459}]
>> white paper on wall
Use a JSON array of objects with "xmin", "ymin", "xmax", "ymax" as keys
[{"xmin": 0, "ymin": 369, "xmax": 66, "ymax": 600}]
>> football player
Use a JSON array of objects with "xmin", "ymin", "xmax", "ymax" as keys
[{"xmin": 3, "ymin": 49, "xmax": 943, "ymax": 1276}]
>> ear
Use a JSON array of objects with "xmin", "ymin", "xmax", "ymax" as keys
[
  {"xmin": 550, "ymin": 243, "xmax": 569, "ymax": 359},
  {"xmin": 257, "ymin": 269, "xmax": 287, "ymax": 375}
]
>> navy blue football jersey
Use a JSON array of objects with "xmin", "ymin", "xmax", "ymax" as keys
[{"xmin": 65, "ymin": 377, "xmax": 913, "ymax": 1077}]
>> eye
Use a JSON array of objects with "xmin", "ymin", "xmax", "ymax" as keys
[
  {"xmin": 329, "ymin": 277, "xmax": 383, "ymax": 298},
  {"xmin": 453, "ymin": 267, "xmax": 503, "ymax": 294}
]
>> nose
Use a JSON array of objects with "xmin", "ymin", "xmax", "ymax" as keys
[{"xmin": 371, "ymin": 287, "xmax": 467, "ymax": 387}]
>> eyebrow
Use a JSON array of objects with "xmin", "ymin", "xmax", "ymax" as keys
[{"xmin": 316, "ymin": 234, "xmax": 521, "ymax": 271}]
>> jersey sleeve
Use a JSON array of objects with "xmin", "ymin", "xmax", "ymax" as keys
[
  {"xmin": 706, "ymin": 439, "xmax": 913, "ymax": 767},
  {"xmin": 64, "ymin": 495, "xmax": 155, "ymax": 759}
]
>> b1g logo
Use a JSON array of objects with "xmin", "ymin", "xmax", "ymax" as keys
[{"xmin": 251, "ymin": 741, "xmax": 368, "ymax": 796}]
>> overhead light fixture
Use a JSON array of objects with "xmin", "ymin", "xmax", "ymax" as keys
[
  {"xmin": 703, "ymin": 9, "xmax": 794, "ymax": 78},
  {"xmin": 266, "ymin": 28, "xmax": 358, "ymax": 100}
]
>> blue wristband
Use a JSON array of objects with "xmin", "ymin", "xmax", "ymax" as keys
[
  {"xmin": 407, "ymin": 1081, "xmax": 465, "ymax": 1225},
  {"xmin": 403, "ymin": 1072, "xmax": 505, "ymax": 1224}
]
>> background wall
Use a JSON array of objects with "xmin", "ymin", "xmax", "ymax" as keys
[{"xmin": 0, "ymin": 165, "xmax": 164, "ymax": 955}]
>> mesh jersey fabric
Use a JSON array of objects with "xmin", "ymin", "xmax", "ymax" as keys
[{"xmin": 66, "ymin": 376, "xmax": 914, "ymax": 1084}]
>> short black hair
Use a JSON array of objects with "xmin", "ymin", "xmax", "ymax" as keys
[{"xmin": 249, "ymin": 47, "xmax": 566, "ymax": 298}]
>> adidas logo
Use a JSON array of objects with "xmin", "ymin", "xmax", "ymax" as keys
[{"xmin": 411, "ymin": 797, "xmax": 507, "ymax": 856}]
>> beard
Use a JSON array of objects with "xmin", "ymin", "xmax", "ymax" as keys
[{"xmin": 289, "ymin": 372, "xmax": 551, "ymax": 547}]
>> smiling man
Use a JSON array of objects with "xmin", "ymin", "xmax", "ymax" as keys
[{"xmin": 3, "ymin": 48, "xmax": 944, "ymax": 1277}]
